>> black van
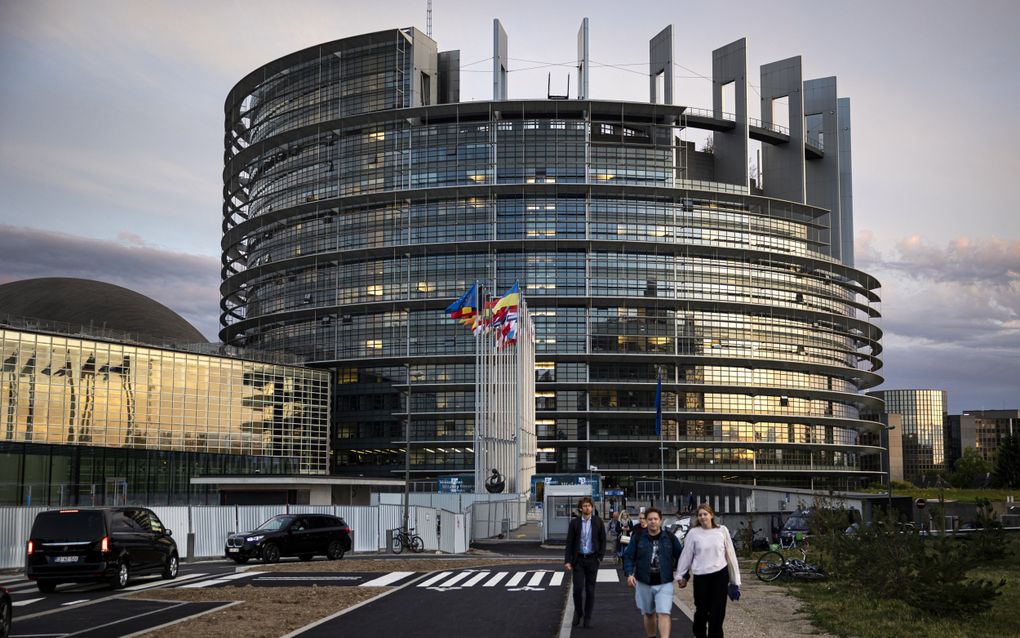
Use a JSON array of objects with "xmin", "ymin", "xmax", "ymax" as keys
[
  {"xmin": 225, "ymin": 514, "xmax": 352, "ymax": 563},
  {"xmin": 26, "ymin": 508, "xmax": 178, "ymax": 592}
]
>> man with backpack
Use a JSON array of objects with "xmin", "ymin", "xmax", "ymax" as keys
[{"xmin": 623, "ymin": 507, "xmax": 682, "ymax": 638}]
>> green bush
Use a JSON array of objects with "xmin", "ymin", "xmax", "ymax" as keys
[{"xmin": 809, "ymin": 509, "xmax": 1004, "ymax": 617}]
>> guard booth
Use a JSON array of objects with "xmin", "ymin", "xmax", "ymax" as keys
[{"xmin": 542, "ymin": 484, "xmax": 593, "ymax": 543}]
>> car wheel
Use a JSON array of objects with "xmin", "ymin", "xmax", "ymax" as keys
[
  {"xmin": 327, "ymin": 540, "xmax": 345, "ymax": 560},
  {"xmin": 162, "ymin": 553, "xmax": 179, "ymax": 579},
  {"xmin": 110, "ymin": 561, "xmax": 129, "ymax": 589},
  {"xmin": 231, "ymin": 556, "xmax": 249, "ymax": 564},
  {"xmin": 261, "ymin": 543, "xmax": 281, "ymax": 564},
  {"xmin": 36, "ymin": 580, "xmax": 57, "ymax": 593},
  {"xmin": 298, "ymin": 554, "xmax": 314, "ymax": 561}
]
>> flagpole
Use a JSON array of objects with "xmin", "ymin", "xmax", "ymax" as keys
[{"xmin": 658, "ymin": 365, "xmax": 665, "ymax": 508}]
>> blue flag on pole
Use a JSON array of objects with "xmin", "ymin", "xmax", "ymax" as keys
[{"xmin": 655, "ymin": 374, "xmax": 662, "ymax": 436}]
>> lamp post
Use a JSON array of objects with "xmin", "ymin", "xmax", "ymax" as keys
[{"xmin": 403, "ymin": 364, "xmax": 424, "ymax": 533}]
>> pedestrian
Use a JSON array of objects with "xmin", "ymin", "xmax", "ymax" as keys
[
  {"xmin": 608, "ymin": 511, "xmax": 622, "ymax": 556},
  {"xmin": 686, "ymin": 491, "xmax": 696, "ymax": 513},
  {"xmin": 674, "ymin": 503, "xmax": 741, "ymax": 638},
  {"xmin": 564, "ymin": 496, "xmax": 607, "ymax": 628},
  {"xmin": 623, "ymin": 507, "xmax": 682, "ymax": 638},
  {"xmin": 617, "ymin": 510, "xmax": 633, "ymax": 562}
]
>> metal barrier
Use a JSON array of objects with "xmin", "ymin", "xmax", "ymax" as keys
[{"xmin": 0, "ymin": 503, "xmax": 468, "ymax": 570}]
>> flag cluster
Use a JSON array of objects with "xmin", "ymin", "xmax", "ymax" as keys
[{"xmin": 446, "ymin": 282, "xmax": 522, "ymax": 348}]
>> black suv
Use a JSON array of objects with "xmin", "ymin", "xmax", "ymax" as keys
[
  {"xmin": 225, "ymin": 514, "xmax": 351, "ymax": 563},
  {"xmin": 26, "ymin": 508, "xmax": 179, "ymax": 592}
]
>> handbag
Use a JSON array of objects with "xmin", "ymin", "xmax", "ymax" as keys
[
  {"xmin": 722, "ymin": 525, "xmax": 741, "ymax": 601},
  {"xmin": 619, "ymin": 534, "xmax": 631, "ymax": 545}
]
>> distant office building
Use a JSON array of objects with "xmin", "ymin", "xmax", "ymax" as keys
[
  {"xmin": 0, "ymin": 279, "xmax": 330, "ymax": 506},
  {"xmin": 221, "ymin": 22, "xmax": 885, "ymax": 490},
  {"xmin": 860, "ymin": 412, "xmax": 903, "ymax": 483},
  {"xmin": 947, "ymin": 410, "xmax": 1018, "ymax": 465},
  {"xmin": 867, "ymin": 389, "xmax": 947, "ymax": 484}
]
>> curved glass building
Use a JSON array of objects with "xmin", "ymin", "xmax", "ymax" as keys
[{"xmin": 221, "ymin": 24, "xmax": 884, "ymax": 490}]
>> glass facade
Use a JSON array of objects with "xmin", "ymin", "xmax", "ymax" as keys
[
  {"xmin": 0, "ymin": 328, "xmax": 330, "ymax": 505},
  {"xmin": 222, "ymin": 29, "xmax": 885, "ymax": 490},
  {"xmin": 867, "ymin": 389, "xmax": 947, "ymax": 484}
]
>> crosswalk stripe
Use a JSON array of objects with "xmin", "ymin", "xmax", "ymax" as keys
[
  {"xmin": 13, "ymin": 597, "xmax": 44, "ymax": 607},
  {"xmin": 438, "ymin": 572, "xmax": 472, "ymax": 587},
  {"xmin": 526, "ymin": 572, "xmax": 545, "ymax": 587},
  {"xmin": 62, "ymin": 599, "xmax": 90, "ymax": 606},
  {"xmin": 417, "ymin": 571, "xmax": 453, "ymax": 587},
  {"xmin": 359, "ymin": 571, "xmax": 414, "ymax": 587},
  {"xmin": 505, "ymin": 572, "xmax": 526, "ymax": 587},
  {"xmin": 462, "ymin": 571, "xmax": 490, "ymax": 587},
  {"xmin": 124, "ymin": 572, "xmax": 208, "ymax": 591},
  {"xmin": 483, "ymin": 571, "xmax": 508, "ymax": 587},
  {"xmin": 596, "ymin": 569, "xmax": 619, "ymax": 583},
  {"xmin": 549, "ymin": 572, "xmax": 565, "ymax": 586}
]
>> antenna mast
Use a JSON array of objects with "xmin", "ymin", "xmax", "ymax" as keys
[{"xmin": 427, "ymin": 0, "xmax": 433, "ymax": 37}]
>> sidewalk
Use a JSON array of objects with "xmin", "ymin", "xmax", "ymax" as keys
[{"xmin": 560, "ymin": 561, "xmax": 694, "ymax": 638}]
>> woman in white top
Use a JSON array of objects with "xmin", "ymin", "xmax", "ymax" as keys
[{"xmin": 674, "ymin": 503, "xmax": 741, "ymax": 638}]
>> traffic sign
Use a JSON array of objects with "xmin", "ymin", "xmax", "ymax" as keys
[{"xmin": 915, "ymin": 498, "xmax": 927, "ymax": 510}]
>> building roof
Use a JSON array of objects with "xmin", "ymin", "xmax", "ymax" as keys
[{"xmin": 0, "ymin": 277, "xmax": 207, "ymax": 346}]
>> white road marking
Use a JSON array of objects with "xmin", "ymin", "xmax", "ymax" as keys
[
  {"xmin": 359, "ymin": 571, "xmax": 415, "ymax": 587},
  {"xmin": 596, "ymin": 569, "xmax": 619, "ymax": 583},
  {"xmin": 461, "ymin": 571, "xmax": 490, "ymax": 587},
  {"xmin": 483, "ymin": 571, "xmax": 508, "ymax": 587},
  {"xmin": 13, "ymin": 597, "xmax": 44, "ymax": 607},
  {"xmin": 505, "ymin": 572, "xmax": 526, "ymax": 587},
  {"xmin": 549, "ymin": 572, "xmax": 565, "ymax": 586},
  {"xmin": 417, "ymin": 571, "xmax": 453, "ymax": 587},
  {"xmin": 124, "ymin": 573, "xmax": 208, "ymax": 591},
  {"xmin": 220, "ymin": 572, "xmax": 254, "ymax": 581},
  {"xmin": 179, "ymin": 572, "xmax": 252, "ymax": 589},
  {"xmin": 526, "ymin": 572, "xmax": 545, "ymax": 587},
  {"xmin": 438, "ymin": 572, "xmax": 472, "ymax": 588},
  {"xmin": 61, "ymin": 599, "xmax": 91, "ymax": 606}
]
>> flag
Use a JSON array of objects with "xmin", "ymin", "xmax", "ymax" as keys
[
  {"xmin": 491, "ymin": 282, "xmax": 519, "ymax": 323},
  {"xmin": 654, "ymin": 373, "xmax": 662, "ymax": 436},
  {"xmin": 445, "ymin": 283, "xmax": 478, "ymax": 327}
]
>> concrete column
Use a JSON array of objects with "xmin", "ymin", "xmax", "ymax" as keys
[
  {"xmin": 649, "ymin": 25, "xmax": 673, "ymax": 104},
  {"xmin": 712, "ymin": 38, "xmax": 748, "ymax": 188},
  {"xmin": 493, "ymin": 19, "xmax": 508, "ymax": 100},
  {"xmin": 760, "ymin": 56, "xmax": 805, "ymax": 203},
  {"xmin": 805, "ymin": 77, "xmax": 842, "ymax": 261},
  {"xmin": 577, "ymin": 18, "xmax": 590, "ymax": 100},
  {"xmin": 837, "ymin": 97, "xmax": 855, "ymax": 265}
]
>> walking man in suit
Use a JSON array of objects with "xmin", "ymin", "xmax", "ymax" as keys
[{"xmin": 564, "ymin": 496, "xmax": 606, "ymax": 628}]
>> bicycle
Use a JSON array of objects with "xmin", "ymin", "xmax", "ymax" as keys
[
  {"xmin": 391, "ymin": 527, "xmax": 425, "ymax": 554},
  {"xmin": 754, "ymin": 546, "xmax": 826, "ymax": 582}
]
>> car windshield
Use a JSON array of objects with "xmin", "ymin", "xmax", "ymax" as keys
[
  {"xmin": 783, "ymin": 516, "xmax": 809, "ymax": 530},
  {"xmin": 31, "ymin": 510, "xmax": 106, "ymax": 541},
  {"xmin": 257, "ymin": 516, "xmax": 293, "ymax": 531}
]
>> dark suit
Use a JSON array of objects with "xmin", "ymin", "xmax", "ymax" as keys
[{"xmin": 564, "ymin": 514, "xmax": 607, "ymax": 623}]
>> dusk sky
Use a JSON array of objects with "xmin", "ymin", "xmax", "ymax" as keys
[{"xmin": 1, "ymin": 0, "xmax": 1017, "ymax": 412}]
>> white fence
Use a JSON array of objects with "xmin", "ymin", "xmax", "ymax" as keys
[{"xmin": 0, "ymin": 503, "xmax": 462, "ymax": 571}]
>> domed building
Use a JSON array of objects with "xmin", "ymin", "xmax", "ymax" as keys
[
  {"xmin": 0, "ymin": 278, "xmax": 330, "ymax": 506},
  {"xmin": 220, "ymin": 23, "xmax": 885, "ymax": 491},
  {"xmin": 0, "ymin": 277, "xmax": 206, "ymax": 345}
]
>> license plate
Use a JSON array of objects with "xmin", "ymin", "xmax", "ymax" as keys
[
  {"xmin": 227, "ymin": 547, "xmax": 239, "ymax": 553},
  {"xmin": 54, "ymin": 556, "xmax": 80, "ymax": 563}
]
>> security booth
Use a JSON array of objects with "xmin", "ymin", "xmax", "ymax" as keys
[{"xmin": 542, "ymin": 484, "xmax": 593, "ymax": 543}]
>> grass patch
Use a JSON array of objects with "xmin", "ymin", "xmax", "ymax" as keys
[{"xmin": 785, "ymin": 537, "xmax": 1020, "ymax": 638}]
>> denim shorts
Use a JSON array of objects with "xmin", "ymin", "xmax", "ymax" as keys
[{"xmin": 634, "ymin": 579, "xmax": 675, "ymax": 614}]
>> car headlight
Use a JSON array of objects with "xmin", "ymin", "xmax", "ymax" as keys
[{"xmin": 245, "ymin": 535, "xmax": 265, "ymax": 543}]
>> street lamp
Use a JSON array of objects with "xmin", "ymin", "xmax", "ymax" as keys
[{"xmin": 403, "ymin": 364, "xmax": 425, "ymax": 533}]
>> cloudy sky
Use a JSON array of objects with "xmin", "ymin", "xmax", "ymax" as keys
[{"xmin": 1, "ymin": 0, "xmax": 1017, "ymax": 412}]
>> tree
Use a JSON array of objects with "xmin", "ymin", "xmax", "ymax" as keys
[
  {"xmin": 949, "ymin": 447, "xmax": 993, "ymax": 488},
  {"xmin": 993, "ymin": 434, "xmax": 1020, "ymax": 488}
]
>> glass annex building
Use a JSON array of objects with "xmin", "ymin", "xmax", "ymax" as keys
[
  {"xmin": 0, "ymin": 326, "xmax": 330, "ymax": 505},
  {"xmin": 221, "ymin": 25, "xmax": 885, "ymax": 490},
  {"xmin": 867, "ymin": 389, "xmax": 947, "ymax": 485}
]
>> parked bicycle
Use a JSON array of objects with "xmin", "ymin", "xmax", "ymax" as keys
[
  {"xmin": 754, "ymin": 547, "xmax": 826, "ymax": 582},
  {"xmin": 391, "ymin": 527, "xmax": 425, "ymax": 554}
]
